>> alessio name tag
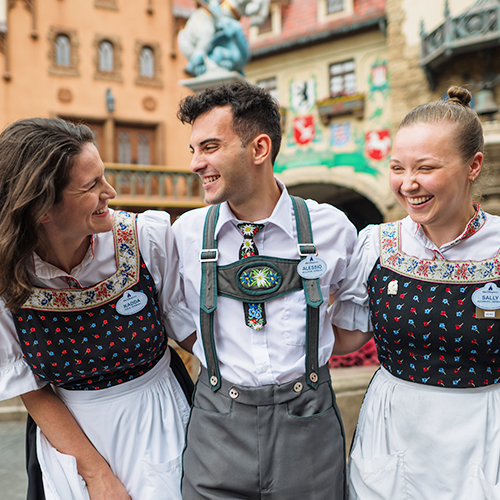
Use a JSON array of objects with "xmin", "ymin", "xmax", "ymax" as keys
[
  {"xmin": 472, "ymin": 282, "xmax": 500, "ymax": 319},
  {"xmin": 116, "ymin": 290, "xmax": 148, "ymax": 316},
  {"xmin": 297, "ymin": 255, "xmax": 327, "ymax": 279}
]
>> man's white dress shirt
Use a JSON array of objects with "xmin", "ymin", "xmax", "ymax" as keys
[{"xmin": 173, "ymin": 181, "xmax": 357, "ymax": 386}]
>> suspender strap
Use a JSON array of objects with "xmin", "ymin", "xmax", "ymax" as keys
[
  {"xmin": 200, "ymin": 196, "xmax": 323, "ymax": 392},
  {"xmin": 200, "ymin": 205, "xmax": 222, "ymax": 391},
  {"xmin": 291, "ymin": 196, "xmax": 323, "ymax": 389}
]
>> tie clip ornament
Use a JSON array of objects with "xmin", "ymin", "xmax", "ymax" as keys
[{"xmin": 387, "ymin": 279, "xmax": 398, "ymax": 295}]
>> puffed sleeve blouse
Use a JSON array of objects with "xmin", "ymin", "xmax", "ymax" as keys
[
  {"xmin": 329, "ymin": 206, "xmax": 500, "ymax": 333},
  {"xmin": 0, "ymin": 210, "xmax": 195, "ymax": 400}
]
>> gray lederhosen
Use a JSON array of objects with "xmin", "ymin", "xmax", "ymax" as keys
[{"xmin": 182, "ymin": 196, "xmax": 346, "ymax": 500}]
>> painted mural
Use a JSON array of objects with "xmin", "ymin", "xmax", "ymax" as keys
[{"xmin": 274, "ymin": 57, "xmax": 391, "ymax": 179}]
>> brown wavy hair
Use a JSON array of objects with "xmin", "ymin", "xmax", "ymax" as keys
[{"xmin": 0, "ymin": 118, "xmax": 94, "ymax": 311}]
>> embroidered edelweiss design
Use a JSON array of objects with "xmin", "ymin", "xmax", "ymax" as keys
[
  {"xmin": 242, "ymin": 239, "xmax": 255, "ymax": 252},
  {"xmin": 240, "ymin": 223, "xmax": 261, "ymax": 236},
  {"xmin": 239, "ymin": 267, "xmax": 279, "ymax": 289}
]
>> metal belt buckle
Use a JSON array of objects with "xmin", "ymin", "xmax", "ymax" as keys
[
  {"xmin": 297, "ymin": 243, "xmax": 318, "ymax": 256},
  {"xmin": 199, "ymin": 249, "xmax": 219, "ymax": 262}
]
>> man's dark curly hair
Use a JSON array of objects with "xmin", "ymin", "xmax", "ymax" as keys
[{"xmin": 177, "ymin": 81, "xmax": 282, "ymax": 165}]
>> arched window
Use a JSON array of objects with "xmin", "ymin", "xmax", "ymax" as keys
[
  {"xmin": 99, "ymin": 41, "xmax": 114, "ymax": 72},
  {"xmin": 139, "ymin": 46, "xmax": 155, "ymax": 78},
  {"xmin": 55, "ymin": 34, "xmax": 71, "ymax": 66}
]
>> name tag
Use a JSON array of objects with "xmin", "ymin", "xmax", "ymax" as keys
[
  {"xmin": 472, "ymin": 283, "xmax": 500, "ymax": 320},
  {"xmin": 116, "ymin": 290, "xmax": 148, "ymax": 316},
  {"xmin": 297, "ymin": 255, "xmax": 327, "ymax": 279}
]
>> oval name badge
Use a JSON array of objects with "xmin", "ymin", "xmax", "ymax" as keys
[
  {"xmin": 116, "ymin": 290, "xmax": 148, "ymax": 316},
  {"xmin": 297, "ymin": 255, "xmax": 327, "ymax": 279},
  {"xmin": 472, "ymin": 282, "xmax": 500, "ymax": 310}
]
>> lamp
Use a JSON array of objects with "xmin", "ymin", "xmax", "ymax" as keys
[
  {"xmin": 106, "ymin": 88, "xmax": 115, "ymax": 113},
  {"xmin": 475, "ymin": 89, "xmax": 499, "ymax": 118},
  {"xmin": 464, "ymin": 68, "xmax": 500, "ymax": 121}
]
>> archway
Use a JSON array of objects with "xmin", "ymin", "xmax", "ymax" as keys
[{"xmin": 287, "ymin": 182, "xmax": 383, "ymax": 231}]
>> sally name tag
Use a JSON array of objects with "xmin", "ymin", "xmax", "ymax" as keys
[{"xmin": 472, "ymin": 283, "xmax": 500, "ymax": 319}]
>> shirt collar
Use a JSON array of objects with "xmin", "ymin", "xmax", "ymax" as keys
[
  {"xmin": 214, "ymin": 178, "xmax": 295, "ymax": 239},
  {"xmin": 409, "ymin": 203, "xmax": 486, "ymax": 252},
  {"xmin": 30, "ymin": 235, "xmax": 97, "ymax": 281}
]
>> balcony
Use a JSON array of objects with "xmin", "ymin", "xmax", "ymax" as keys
[
  {"xmin": 316, "ymin": 93, "xmax": 365, "ymax": 124},
  {"xmin": 420, "ymin": 0, "xmax": 500, "ymax": 89},
  {"xmin": 104, "ymin": 163, "xmax": 205, "ymax": 216}
]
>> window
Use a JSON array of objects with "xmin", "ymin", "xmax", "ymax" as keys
[
  {"xmin": 48, "ymin": 27, "xmax": 79, "ymax": 77},
  {"xmin": 140, "ymin": 47, "xmax": 154, "ymax": 78},
  {"xmin": 94, "ymin": 34, "xmax": 122, "ymax": 82},
  {"xmin": 327, "ymin": 0, "xmax": 344, "ymax": 14},
  {"xmin": 135, "ymin": 41, "xmax": 162, "ymax": 87},
  {"xmin": 114, "ymin": 125, "xmax": 157, "ymax": 196},
  {"xmin": 318, "ymin": 0, "xmax": 352, "ymax": 21},
  {"xmin": 258, "ymin": 14, "xmax": 273, "ymax": 35},
  {"xmin": 99, "ymin": 41, "xmax": 114, "ymax": 72},
  {"xmin": 329, "ymin": 60, "xmax": 356, "ymax": 97},
  {"xmin": 249, "ymin": 3, "xmax": 281, "ymax": 41},
  {"xmin": 257, "ymin": 77, "xmax": 278, "ymax": 101},
  {"xmin": 115, "ymin": 126, "xmax": 155, "ymax": 165},
  {"xmin": 94, "ymin": 0, "xmax": 118, "ymax": 10},
  {"xmin": 137, "ymin": 133, "xmax": 151, "ymax": 165},
  {"xmin": 55, "ymin": 35, "xmax": 71, "ymax": 66}
]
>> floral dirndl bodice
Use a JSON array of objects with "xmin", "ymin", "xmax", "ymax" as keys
[
  {"xmin": 13, "ymin": 211, "xmax": 167, "ymax": 390},
  {"xmin": 368, "ymin": 219, "xmax": 500, "ymax": 388}
]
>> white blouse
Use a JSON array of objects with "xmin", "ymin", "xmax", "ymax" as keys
[
  {"xmin": 329, "ymin": 207, "xmax": 500, "ymax": 333},
  {"xmin": 0, "ymin": 210, "xmax": 196, "ymax": 400}
]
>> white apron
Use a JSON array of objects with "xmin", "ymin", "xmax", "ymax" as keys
[
  {"xmin": 349, "ymin": 367, "xmax": 500, "ymax": 500},
  {"xmin": 36, "ymin": 350, "xmax": 190, "ymax": 500}
]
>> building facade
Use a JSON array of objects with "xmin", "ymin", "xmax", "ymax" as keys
[
  {"xmin": 0, "ymin": 0, "xmax": 203, "ymax": 217},
  {"xmin": 241, "ymin": 0, "xmax": 500, "ymax": 225},
  {"xmin": 387, "ymin": 0, "xmax": 500, "ymax": 217},
  {"xmin": 242, "ymin": 0, "xmax": 391, "ymax": 229}
]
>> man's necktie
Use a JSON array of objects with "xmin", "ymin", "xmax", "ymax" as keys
[{"xmin": 237, "ymin": 223, "xmax": 266, "ymax": 330}]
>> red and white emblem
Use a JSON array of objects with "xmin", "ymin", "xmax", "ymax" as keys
[
  {"xmin": 365, "ymin": 130, "xmax": 391, "ymax": 160},
  {"xmin": 293, "ymin": 116, "xmax": 315, "ymax": 145}
]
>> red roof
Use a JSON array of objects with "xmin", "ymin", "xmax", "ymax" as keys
[
  {"xmin": 244, "ymin": 0, "xmax": 386, "ymax": 52},
  {"xmin": 172, "ymin": 0, "xmax": 386, "ymax": 52}
]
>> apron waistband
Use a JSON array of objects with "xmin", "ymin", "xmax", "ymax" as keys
[{"xmin": 53, "ymin": 347, "xmax": 172, "ymax": 405}]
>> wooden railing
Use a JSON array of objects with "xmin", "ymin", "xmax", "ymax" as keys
[{"xmin": 104, "ymin": 163, "xmax": 206, "ymax": 209}]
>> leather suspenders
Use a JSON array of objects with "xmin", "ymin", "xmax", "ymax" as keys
[{"xmin": 199, "ymin": 196, "xmax": 323, "ymax": 392}]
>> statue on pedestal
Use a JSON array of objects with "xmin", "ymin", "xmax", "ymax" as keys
[{"xmin": 178, "ymin": 0, "xmax": 270, "ymax": 77}]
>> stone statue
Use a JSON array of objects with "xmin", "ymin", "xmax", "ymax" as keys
[{"xmin": 178, "ymin": 0, "xmax": 270, "ymax": 77}]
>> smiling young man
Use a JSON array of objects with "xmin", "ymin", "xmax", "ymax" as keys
[{"xmin": 173, "ymin": 82, "xmax": 356, "ymax": 500}]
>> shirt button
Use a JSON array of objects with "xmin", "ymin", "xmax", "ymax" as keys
[
  {"xmin": 259, "ymin": 364, "xmax": 268, "ymax": 373},
  {"xmin": 229, "ymin": 388, "xmax": 239, "ymax": 399},
  {"xmin": 293, "ymin": 382, "xmax": 303, "ymax": 393}
]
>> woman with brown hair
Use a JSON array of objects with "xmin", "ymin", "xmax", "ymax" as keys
[
  {"xmin": 331, "ymin": 86, "xmax": 500, "ymax": 498},
  {"xmin": 0, "ymin": 118, "xmax": 195, "ymax": 499}
]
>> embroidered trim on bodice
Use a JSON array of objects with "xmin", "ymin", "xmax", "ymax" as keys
[
  {"xmin": 22, "ymin": 211, "xmax": 139, "ymax": 311},
  {"xmin": 380, "ymin": 215, "xmax": 499, "ymax": 284}
]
